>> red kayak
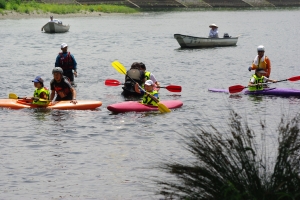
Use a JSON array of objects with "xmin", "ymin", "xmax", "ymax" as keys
[{"xmin": 107, "ymin": 100, "xmax": 183, "ymax": 113}]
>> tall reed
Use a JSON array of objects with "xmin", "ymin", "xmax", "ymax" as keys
[{"xmin": 157, "ymin": 110, "xmax": 300, "ymax": 199}]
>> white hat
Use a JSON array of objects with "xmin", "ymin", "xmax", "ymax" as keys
[
  {"xmin": 145, "ymin": 80, "xmax": 154, "ymax": 86},
  {"xmin": 61, "ymin": 43, "xmax": 68, "ymax": 48},
  {"xmin": 209, "ymin": 24, "xmax": 218, "ymax": 28},
  {"xmin": 257, "ymin": 45, "xmax": 265, "ymax": 52}
]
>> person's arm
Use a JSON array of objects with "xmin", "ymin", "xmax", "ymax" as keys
[
  {"xmin": 50, "ymin": 90, "xmax": 55, "ymax": 101},
  {"xmin": 55, "ymin": 55, "xmax": 60, "ymax": 67},
  {"xmin": 70, "ymin": 88, "xmax": 77, "ymax": 104},
  {"xmin": 135, "ymin": 83, "xmax": 141, "ymax": 93},
  {"xmin": 266, "ymin": 57, "xmax": 271, "ymax": 78},
  {"xmin": 71, "ymin": 54, "xmax": 77, "ymax": 77}
]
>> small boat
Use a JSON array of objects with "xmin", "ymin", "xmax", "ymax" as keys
[
  {"xmin": 174, "ymin": 34, "xmax": 238, "ymax": 48},
  {"xmin": 208, "ymin": 88, "xmax": 300, "ymax": 96},
  {"xmin": 107, "ymin": 100, "xmax": 183, "ymax": 113},
  {"xmin": 0, "ymin": 99, "xmax": 102, "ymax": 110},
  {"xmin": 41, "ymin": 22, "xmax": 70, "ymax": 33}
]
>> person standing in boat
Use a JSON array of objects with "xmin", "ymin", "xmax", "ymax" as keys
[
  {"xmin": 208, "ymin": 24, "xmax": 219, "ymax": 38},
  {"xmin": 49, "ymin": 16, "xmax": 62, "ymax": 24},
  {"xmin": 134, "ymin": 80, "xmax": 159, "ymax": 106},
  {"xmin": 55, "ymin": 43, "xmax": 77, "ymax": 86},
  {"xmin": 139, "ymin": 62, "xmax": 160, "ymax": 88},
  {"xmin": 31, "ymin": 76, "xmax": 50, "ymax": 105},
  {"xmin": 50, "ymin": 67, "xmax": 77, "ymax": 104},
  {"xmin": 248, "ymin": 69, "xmax": 277, "ymax": 91},
  {"xmin": 122, "ymin": 62, "xmax": 145, "ymax": 96},
  {"xmin": 248, "ymin": 45, "xmax": 271, "ymax": 78}
]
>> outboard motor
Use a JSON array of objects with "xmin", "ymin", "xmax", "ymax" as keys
[{"xmin": 223, "ymin": 33, "xmax": 230, "ymax": 38}]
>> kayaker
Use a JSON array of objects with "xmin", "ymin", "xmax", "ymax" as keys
[
  {"xmin": 248, "ymin": 45, "xmax": 271, "ymax": 78},
  {"xmin": 134, "ymin": 80, "xmax": 159, "ymax": 106},
  {"xmin": 55, "ymin": 43, "xmax": 77, "ymax": 86},
  {"xmin": 50, "ymin": 67, "xmax": 77, "ymax": 104},
  {"xmin": 139, "ymin": 62, "xmax": 160, "ymax": 88},
  {"xmin": 208, "ymin": 24, "xmax": 219, "ymax": 38},
  {"xmin": 31, "ymin": 76, "xmax": 50, "ymax": 105},
  {"xmin": 248, "ymin": 69, "xmax": 277, "ymax": 91},
  {"xmin": 122, "ymin": 62, "xmax": 145, "ymax": 96}
]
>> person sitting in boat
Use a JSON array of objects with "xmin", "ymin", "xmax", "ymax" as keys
[
  {"xmin": 49, "ymin": 16, "xmax": 62, "ymax": 24},
  {"xmin": 31, "ymin": 76, "xmax": 50, "ymax": 105},
  {"xmin": 139, "ymin": 62, "xmax": 160, "ymax": 88},
  {"xmin": 248, "ymin": 69, "xmax": 277, "ymax": 91},
  {"xmin": 50, "ymin": 67, "xmax": 77, "ymax": 104},
  {"xmin": 248, "ymin": 45, "xmax": 271, "ymax": 78},
  {"xmin": 208, "ymin": 24, "xmax": 219, "ymax": 38},
  {"xmin": 122, "ymin": 62, "xmax": 145, "ymax": 96},
  {"xmin": 55, "ymin": 43, "xmax": 77, "ymax": 86},
  {"xmin": 134, "ymin": 80, "xmax": 159, "ymax": 106}
]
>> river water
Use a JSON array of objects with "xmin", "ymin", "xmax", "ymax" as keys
[{"xmin": 1, "ymin": 9, "xmax": 300, "ymax": 199}]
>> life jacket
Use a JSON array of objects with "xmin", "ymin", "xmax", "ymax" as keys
[
  {"xmin": 252, "ymin": 55, "xmax": 271, "ymax": 77},
  {"xmin": 53, "ymin": 76, "xmax": 72, "ymax": 99},
  {"xmin": 145, "ymin": 71, "xmax": 151, "ymax": 80},
  {"xmin": 249, "ymin": 74, "xmax": 265, "ymax": 91},
  {"xmin": 142, "ymin": 90, "xmax": 159, "ymax": 106},
  {"xmin": 124, "ymin": 69, "xmax": 143, "ymax": 92},
  {"xmin": 59, "ymin": 52, "xmax": 74, "ymax": 70},
  {"xmin": 32, "ymin": 87, "xmax": 50, "ymax": 105}
]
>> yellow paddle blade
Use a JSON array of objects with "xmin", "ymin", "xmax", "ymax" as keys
[
  {"xmin": 9, "ymin": 93, "xmax": 18, "ymax": 99},
  {"xmin": 157, "ymin": 102, "xmax": 171, "ymax": 113},
  {"xmin": 111, "ymin": 60, "xmax": 127, "ymax": 75}
]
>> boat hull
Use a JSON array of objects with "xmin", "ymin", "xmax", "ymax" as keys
[
  {"xmin": 42, "ymin": 22, "xmax": 70, "ymax": 33},
  {"xmin": 174, "ymin": 34, "xmax": 238, "ymax": 48},
  {"xmin": 0, "ymin": 99, "xmax": 102, "ymax": 110},
  {"xmin": 107, "ymin": 100, "xmax": 183, "ymax": 113},
  {"xmin": 208, "ymin": 88, "xmax": 300, "ymax": 96}
]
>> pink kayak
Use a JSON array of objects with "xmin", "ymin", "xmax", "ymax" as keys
[{"xmin": 107, "ymin": 100, "xmax": 183, "ymax": 113}]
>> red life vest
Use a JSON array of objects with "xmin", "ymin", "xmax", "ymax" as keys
[{"xmin": 59, "ymin": 52, "xmax": 74, "ymax": 70}]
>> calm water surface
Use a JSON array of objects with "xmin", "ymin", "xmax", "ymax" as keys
[{"xmin": 1, "ymin": 9, "xmax": 300, "ymax": 199}]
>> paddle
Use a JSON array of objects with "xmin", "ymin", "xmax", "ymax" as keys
[
  {"xmin": 104, "ymin": 79, "xmax": 182, "ymax": 92},
  {"xmin": 111, "ymin": 60, "xmax": 171, "ymax": 113},
  {"xmin": 8, "ymin": 93, "xmax": 50, "ymax": 102},
  {"xmin": 229, "ymin": 76, "xmax": 300, "ymax": 94}
]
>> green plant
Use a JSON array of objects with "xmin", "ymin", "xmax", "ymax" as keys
[
  {"xmin": 0, "ymin": 0, "xmax": 6, "ymax": 9},
  {"xmin": 156, "ymin": 110, "xmax": 300, "ymax": 200}
]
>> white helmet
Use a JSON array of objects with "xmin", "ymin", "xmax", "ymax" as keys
[{"xmin": 257, "ymin": 45, "xmax": 265, "ymax": 52}]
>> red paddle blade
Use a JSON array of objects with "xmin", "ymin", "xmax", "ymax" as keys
[
  {"xmin": 165, "ymin": 85, "xmax": 182, "ymax": 92},
  {"xmin": 288, "ymin": 76, "xmax": 300, "ymax": 82},
  {"xmin": 105, "ymin": 79, "xmax": 122, "ymax": 86},
  {"xmin": 229, "ymin": 85, "xmax": 246, "ymax": 94}
]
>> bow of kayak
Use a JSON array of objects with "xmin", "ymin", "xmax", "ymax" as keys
[
  {"xmin": 107, "ymin": 100, "xmax": 183, "ymax": 113},
  {"xmin": 0, "ymin": 99, "xmax": 102, "ymax": 110},
  {"xmin": 208, "ymin": 88, "xmax": 300, "ymax": 96}
]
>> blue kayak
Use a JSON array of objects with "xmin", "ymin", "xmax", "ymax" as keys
[{"xmin": 208, "ymin": 88, "xmax": 300, "ymax": 96}]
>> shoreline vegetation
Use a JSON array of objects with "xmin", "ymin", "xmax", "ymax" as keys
[{"xmin": 0, "ymin": 0, "xmax": 138, "ymax": 19}]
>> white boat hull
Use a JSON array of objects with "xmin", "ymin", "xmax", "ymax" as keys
[
  {"xmin": 174, "ymin": 34, "xmax": 238, "ymax": 48},
  {"xmin": 42, "ymin": 22, "xmax": 70, "ymax": 33}
]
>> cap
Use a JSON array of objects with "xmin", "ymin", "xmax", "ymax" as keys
[
  {"xmin": 32, "ymin": 76, "xmax": 44, "ymax": 83},
  {"xmin": 145, "ymin": 80, "xmax": 154, "ymax": 86},
  {"xmin": 255, "ymin": 69, "xmax": 266, "ymax": 74},
  {"xmin": 61, "ymin": 43, "xmax": 68, "ymax": 48},
  {"xmin": 209, "ymin": 24, "xmax": 218, "ymax": 28}
]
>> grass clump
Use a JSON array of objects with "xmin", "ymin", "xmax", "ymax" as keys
[
  {"xmin": 1, "ymin": 0, "xmax": 138, "ymax": 14},
  {"xmin": 157, "ymin": 110, "xmax": 300, "ymax": 199}
]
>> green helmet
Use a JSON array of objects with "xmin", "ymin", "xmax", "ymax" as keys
[{"xmin": 52, "ymin": 67, "xmax": 63, "ymax": 74}]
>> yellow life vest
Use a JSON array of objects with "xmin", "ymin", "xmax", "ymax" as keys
[
  {"xmin": 145, "ymin": 71, "xmax": 151, "ymax": 80},
  {"xmin": 249, "ymin": 74, "xmax": 264, "ymax": 91},
  {"xmin": 33, "ymin": 87, "xmax": 50, "ymax": 105},
  {"xmin": 142, "ymin": 90, "xmax": 159, "ymax": 106}
]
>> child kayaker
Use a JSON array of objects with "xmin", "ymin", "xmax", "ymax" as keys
[
  {"xmin": 134, "ymin": 80, "xmax": 159, "ymax": 106},
  {"xmin": 248, "ymin": 69, "xmax": 277, "ymax": 91},
  {"xmin": 31, "ymin": 76, "xmax": 50, "ymax": 105}
]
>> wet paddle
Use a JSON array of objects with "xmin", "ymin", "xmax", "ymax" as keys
[
  {"xmin": 105, "ymin": 79, "xmax": 182, "ymax": 92},
  {"xmin": 9, "ymin": 93, "xmax": 50, "ymax": 102},
  {"xmin": 229, "ymin": 76, "xmax": 300, "ymax": 94},
  {"xmin": 111, "ymin": 61, "xmax": 171, "ymax": 113}
]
